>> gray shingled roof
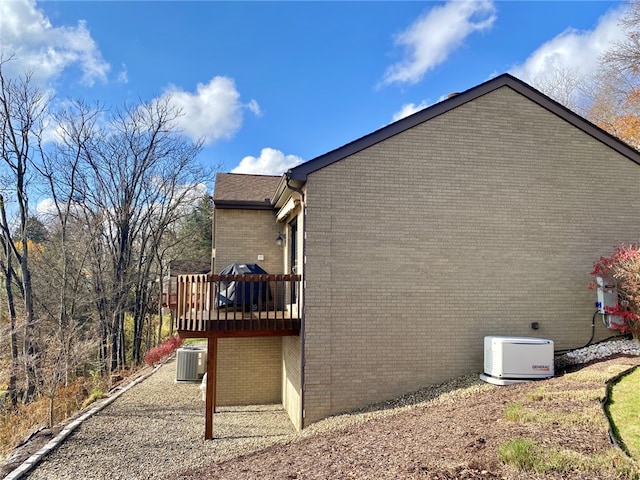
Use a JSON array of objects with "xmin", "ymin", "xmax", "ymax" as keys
[{"xmin": 213, "ymin": 173, "xmax": 281, "ymax": 207}]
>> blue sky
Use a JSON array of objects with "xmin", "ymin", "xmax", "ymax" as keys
[{"xmin": 0, "ymin": 0, "xmax": 629, "ymax": 183}]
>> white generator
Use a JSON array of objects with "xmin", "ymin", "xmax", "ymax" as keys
[{"xmin": 480, "ymin": 336, "xmax": 554, "ymax": 386}]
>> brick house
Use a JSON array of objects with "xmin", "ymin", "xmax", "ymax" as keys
[{"xmin": 176, "ymin": 73, "xmax": 640, "ymax": 437}]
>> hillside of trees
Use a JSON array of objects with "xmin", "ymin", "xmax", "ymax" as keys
[{"xmin": 0, "ymin": 53, "xmax": 214, "ymax": 440}]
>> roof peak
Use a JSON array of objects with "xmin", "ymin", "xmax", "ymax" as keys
[{"xmin": 288, "ymin": 73, "xmax": 640, "ymax": 181}]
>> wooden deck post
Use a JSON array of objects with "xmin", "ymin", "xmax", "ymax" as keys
[{"xmin": 205, "ymin": 335, "xmax": 217, "ymax": 439}]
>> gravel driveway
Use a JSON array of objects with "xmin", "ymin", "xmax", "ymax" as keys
[{"xmin": 22, "ymin": 357, "xmax": 297, "ymax": 480}]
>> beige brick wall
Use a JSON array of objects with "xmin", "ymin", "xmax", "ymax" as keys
[
  {"xmin": 211, "ymin": 206, "xmax": 303, "ymax": 429},
  {"xmin": 213, "ymin": 208, "xmax": 283, "ymax": 274},
  {"xmin": 280, "ymin": 209, "xmax": 305, "ymax": 430},
  {"xmin": 301, "ymin": 86, "xmax": 640, "ymax": 425},
  {"xmin": 216, "ymin": 337, "xmax": 282, "ymax": 405},
  {"xmin": 282, "ymin": 335, "xmax": 302, "ymax": 430}
]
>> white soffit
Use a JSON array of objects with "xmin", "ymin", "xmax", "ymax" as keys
[{"xmin": 276, "ymin": 197, "xmax": 299, "ymax": 222}]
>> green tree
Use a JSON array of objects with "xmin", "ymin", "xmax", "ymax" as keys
[
  {"xmin": 24, "ymin": 216, "xmax": 48, "ymax": 243},
  {"xmin": 177, "ymin": 193, "xmax": 212, "ymax": 260}
]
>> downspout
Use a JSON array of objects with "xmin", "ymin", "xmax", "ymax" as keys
[
  {"xmin": 286, "ymin": 170, "xmax": 307, "ymax": 430},
  {"xmin": 285, "ymin": 170, "xmax": 305, "ymax": 202},
  {"xmin": 211, "ymin": 195, "xmax": 216, "ymax": 273}
]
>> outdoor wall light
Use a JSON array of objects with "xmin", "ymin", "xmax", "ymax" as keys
[{"xmin": 276, "ymin": 234, "xmax": 285, "ymax": 246}]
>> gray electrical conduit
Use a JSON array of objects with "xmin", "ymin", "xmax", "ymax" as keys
[{"xmin": 555, "ymin": 310, "xmax": 631, "ymax": 356}]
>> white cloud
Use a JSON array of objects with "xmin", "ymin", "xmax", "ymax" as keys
[
  {"xmin": 36, "ymin": 198, "xmax": 56, "ymax": 218},
  {"xmin": 246, "ymin": 99, "xmax": 262, "ymax": 116},
  {"xmin": 510, "ymin": 6, "xmax": 627, "ymax": 86},
  {"xmin": 231, "ymin": 148, "xmax": 303, "ymax": 176},
  {"xmin": 392, "ymin": 100, "xmax": 430, "ymax": 122},
  {"xmin": 0, "ymin": 0, "xmax": 109, "ymax": 86},
  {"xmin": 383, "ymin": 0, "xmax": 496, "ymax": 86},
  {"xmin": 161, "ymin": 77, "xmax": 260, "ymax": 145},
  {"xmin": 117, "ymin": 64, "xmax": 128, "ymax": 84}
]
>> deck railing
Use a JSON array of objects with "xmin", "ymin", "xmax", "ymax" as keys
[{"xmin": 176, "ymin": 273, "xmax": 301, "ymax": 334}]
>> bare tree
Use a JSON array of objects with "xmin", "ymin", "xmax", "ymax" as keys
[
  {"xmin": 0, "ymin": 59, "xmax": 213, "ymax": 414},
  {"xmin": 43, "ymin": 97, "xmax": 211, "ymax": 369},
  {"xmin": 32, "ymin": 314, "xmax": 98, "ymax": 426},
  {"xmin": 531, "ymin": 65, "xmax": 584, "ymax": 112},
  {"xmin": 0, "ymin": 58, "xmax": 48, "ymax": 401},
  {"xmin": 0, "ymin": 194, "xmax": 23, "ymax": 408},
  {"xmin": 35, "ymin": 99, "xmax": 104, "ymax": 380},
  {"xmin": 603, "ymin": 1, "xmax": 640, "ymax": 75},
  {"xmin": 581, "ymin": 2, "xmax": 640, "ymax": 148}
]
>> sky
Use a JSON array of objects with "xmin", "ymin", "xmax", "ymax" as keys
[{"xmin": 0, "ymin": 0, "xmax": 631, "ymax": 187}]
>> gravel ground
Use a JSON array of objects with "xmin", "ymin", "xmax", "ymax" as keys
[
  {"xmin": 170, "ymin": 355, "xmax": 640, "ymax": 480},
  {"xmin": 22, "ymin": 357, "xmax": 297, "ymax": 480},
  {"xmin": 13, "ymin": 338, "xmax": 640, "ymax": 480},
  {"xmin": 556, "ymin": 337, "xmax": 640, "ymax": 366}
]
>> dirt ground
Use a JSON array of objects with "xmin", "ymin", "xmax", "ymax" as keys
[{"xmin": 168, "ymin": 356, "xmax": 640, "ymax": 480}]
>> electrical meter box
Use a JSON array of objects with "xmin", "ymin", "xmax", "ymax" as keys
[{"xmin": 596, "ymin": 276, "xmax": 617, "ymax": 314}]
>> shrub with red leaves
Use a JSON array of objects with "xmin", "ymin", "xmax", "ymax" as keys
[{"xmin": 143, "ymin": 336, "xmax": 184, "ymax": 366}]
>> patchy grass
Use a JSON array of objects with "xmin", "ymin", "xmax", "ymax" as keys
[
  {"xmin": 80, "ymin": 389, "xmax": 104, "ymax": 409},
  {"xmin": 608, "ymin": 368, "xmax": 640, "ymax": 459},
  {"xmin": 526, "ymin": 385, "xmax": 602, "ymax": 403},
  {"xmin": 566, "ymin": 364, "xmax": 634, "ymax": 384},
  {"xmin": 504, "ymin": 402, "xmax": 527, "ymax": 421},
  {"xmin": 504, "ymin": 401, "xmax": 606, "ymax": 428},
  {"xmin": 499, "ymin": 438, "xmax": 639, "ymax": 478},
  {"xmin": 499, "ymin": 360, "xmax": 640, "ymax": 478},
  {"xmin": 0, "ymin": 368, "xmax": 118, "ymax": 461}
]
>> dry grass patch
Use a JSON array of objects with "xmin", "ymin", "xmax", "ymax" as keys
[
  {"xmin": 566, "ymin": 364, "xmax": 634, "ymax": 384},
  {"xmin": 504, "ymin": 401, "xmax": 606, "ymax": 428},
  {"xmin": 0, "ymin": 378, "xmax": 94, "ymax": 459},
  {"xmin": 498, "ymin": 358, "xmax": 640, "ymax": 479},
  {"xmin": 499, "ymin": 438, "xmax": 639, "ymax": 478},
  {"xmin": 0, "ymin": 364, "xmax": 140, "ymax": 462},
  {"xmin": 526, "ymin": 385, "xmax": 602, "ymax": 402}
]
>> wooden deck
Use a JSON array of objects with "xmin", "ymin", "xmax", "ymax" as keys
[
  {"xmin": 178, "ymin": 310, "xmax": 300, "ymax": 336},
  {"xmin": 174, "ymin": 272, "xmax": 302, "ymax": 439},
  {"xmin": 176, "ymin": 273, "xmax": 301, "ymax": 337}
]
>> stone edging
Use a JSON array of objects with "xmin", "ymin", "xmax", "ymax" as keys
[
  {"xmin": 601, "ymin": 364, "xmax": 638, "ymax": 457},
  {"xmin": 4, "ymin": 361, "xmax": 165, "ymax": 480}
]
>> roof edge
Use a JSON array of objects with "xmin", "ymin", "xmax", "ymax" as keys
[{"xmin": 288, "ymin": 73, "xmax": 640, "ymax": 181}]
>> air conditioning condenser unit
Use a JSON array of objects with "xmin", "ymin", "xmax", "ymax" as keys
[
  {"xmin": 479, "ymin": 336, "xmax": 554, "ymax": 386},
  {"xmin": 175, "ymin": 347, "xmax": 207, "ymax": 383}
]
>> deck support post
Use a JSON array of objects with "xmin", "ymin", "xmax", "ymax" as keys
[{"xmin": 205, "ymin": 335, "xmax": 218, "ymax": 439}]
